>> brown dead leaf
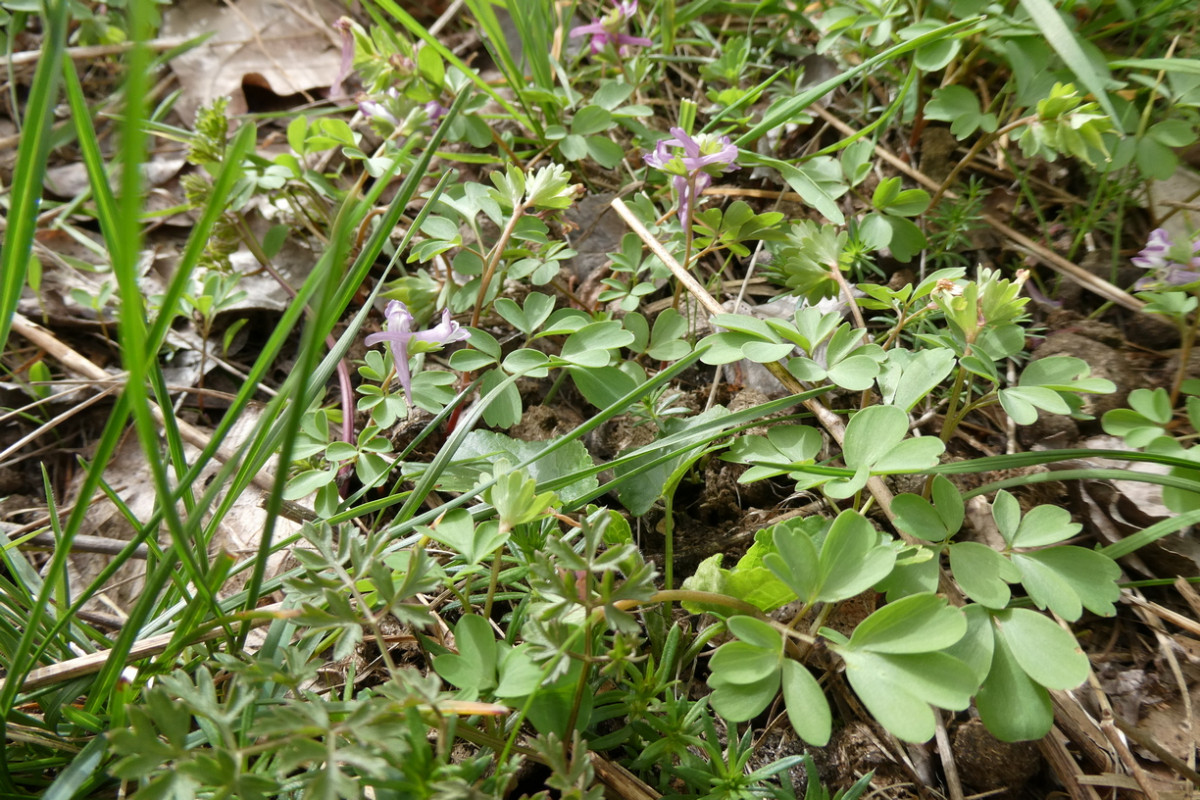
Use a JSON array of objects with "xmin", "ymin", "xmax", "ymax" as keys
[
  {"xmin": 1136, "ymin": 684, "xmax": 1200, "ymax": 764},
  {"xmin": 161, "ymin": 0, "xmax": 344, "ymax": 123},
  {"xmin": 65, "ymin": 405, "xmax": 299, "ymax": 614}
]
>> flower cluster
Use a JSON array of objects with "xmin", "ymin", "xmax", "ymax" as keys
[
  {"xmin": 1132, "ymin": 228, "xmax": 1200, "ymax": 290},
  {"xmin": 643, "ymin": 127, "xmax": 739, "ymax": 222},
  {"xmin": 365, "ymin": 301, "xmax": 469, "ymax": 409},
  {"xmin": 358, "ymin": 87, "xmax": 401, "ymax": 127},
  {"xmin": 569, "ymin": 0, "xmax": 652, "ymax": 56}
]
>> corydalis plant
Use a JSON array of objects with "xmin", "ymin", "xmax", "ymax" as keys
[
  {"xmin": 570, "ymin": 0, "xmax": 652, "ymax": 56},
  {"xmin": 643, "ymin": 127, "xmax": 739, "ymax": 223},
  {"xmin": 1133, "ymin": 227, "xmax": 1200, "ymax": 289},
  {"xmin": 358, "ymin": 88, "xmax": 444, "ymax": 135},
  {"xmin": 365, "ymin": 301, "xmax": 469, "ymax": 411},
  {"xmin": 1131, "ymin": 227, "xmax": 1200, "ymax": 404}
]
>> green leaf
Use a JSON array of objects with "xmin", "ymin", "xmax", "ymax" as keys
[
  {"xmin": 764, "ymin": 521, "xmax": 821, "ymax": 602},
  {"xmin": 560, "ymin": 321, "xmax": 635, "ymax": 368},
  {"xmin": 847, "ymin": 592, "xmax": 966, "ymax": 654},
  {"xmin": 992, "ymin": 490, "xmax": 1021, "ymax": 546},
  {"xmin": 435, "ymin": 430, "xmax": 598, "ymax": 503},
  {"xmin": 711, "ymin": 641, "xmax": 782, "ymax": 683},
  {"xmin": 594, "ymin": 80, "xmax": 635, "ymax": 110},
  {"xmin": 924, "ymin": 85, "xmax": 998, "ymax": 139},
  {"xmin": 1014, "ymin": 547, "xmax": 1121, "ymax": 619},
  {"xmin": 1101, "ymin": 408, "xmax": 1167, "ymax": 447},
  {"xmin": 1022, "ymin": 356, "xmax": 1115, "ymax": 394},
  {"xmin": 504, "ymin": 348, "xmax": 552, "ymax": 377},
  {"xmin": 572, "ymin": 105, "xmax": 614, "ymax": 136},
  {"xmin": 878, "ymin": 348, "xmax": 957, "ymax": 411},
  {"xmin": 839, "ymin": 650, "xmax": 976, "ymax": 742},
  {"xmin": 881, "ymin": 216, "xmax": 927, "ymax": 262},
  {"xmin": 709, "ymin": 673, "xmax": 782, "ymax": 723},
  {"xmin": 614, "ymin": 407, "xmax": 731, "ymax": 515},
  {"xmin": 764, "ymin": 511, "xmax": 896, "ymax": 604},
  {"xmin": 647, "ymin": 308, "xmax": 691, "ymax": 361},
  {"xmin": 420, "ymin": 508, "xmax": 508, "ymax": 565},
  {"xmin": 284, "ymin": 468, "xmax": 335, "ymax": 500},
  {"xmin": 570, "ymin": 365, "xmax": 640, "ymax": 410},
  {"xmin": 817, "ymin": 511, "xmax": 898, "ymax": 602},
  {"xmin": 999, "ymin": 386, "xmax": 1069, "ymax": 424},
  {"xmin": 495, "ymin": 644, "xmax": 543, "ymax": 698},
  {"xmin": 559, "ymin": 134, "xmax": 589, "ymax": 161},
  {"xmin": 1011, "ymin": 503, "xmax": 1081, "ymax": 547},
  {"xmin": 831, "ymin": 406, "xmax": 945, "ymax": 499},
  {"xmin": 749, "ymin": 154, "xmax": 846, "ymax": 224},
  {"xmin": 1128, "ymin": 387, "xmax": 1173, "ymax": 424},
  {"xmin": 728, "ymin": 615, "xmax": 784, "ymax": 651},
  {"xmin": 586, "ymin": 135, "xmax": 626, "ymax": 169},
  {"xmin": 826, "ymin": 355, "xmax": 880, "ymax": 391},
  {"xmin": 480, "ymin": 368, "xmax": 523, "ymax": 428},
  {"xmin": 943, "ymin": 604, "xmax": 995, "ymax": 685},
  {"xmin": 1011, "ymin": 552, "xmax": 1085, "ymax": 621},
  {"xmin": 992, "ymin": 609, "xmax": 1088, "ymax": 690},
  {"xmin": 872, "ymin": 177, "xmax": 931, "ymax": 216},
  {"xmin": 724, "ymin": 425, "xmax": 823, "ymax": 484},
  {"xmin": 948, "ymin": 542, "xmax": 1013, "ymax": 609},
  {"xmin": 433, "ymin": 614, "xmax": 498, "ymax": 694},
  {"xmin": 976, "ymin": 626, "xmax": 1053, "ymax": 741},
  {"xmin": 682, "ymin": 538, "xmax": 799, "ymax": 614},
  {"xmin": 782, "ymin": 660, "xmax": 831, "ymax": 746},
  {"xmin": 892, "ymin": 475, "xmax": 963, "ymax": 543}
]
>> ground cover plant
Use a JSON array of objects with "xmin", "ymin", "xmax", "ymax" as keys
[{"xmin": 2, "ymin": 0, "xmax": 1200, "ymax": 797}]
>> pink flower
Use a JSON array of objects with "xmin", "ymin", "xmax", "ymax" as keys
[
  {"xmin": 1132, "ymin": 228, "xmax": 1200, "ymax": 290},
  {"xmin": 425, "ymin": 100, "xmax": 448, "ymax": 124},
  {"xmin": 569, "ymin": 0, "xmax": 652, "ymax": 56},
  {"xmin": 330, "ymin": 17, "xmax": 354, "ymax": 98},
  {"xmin": 365, "ymin": 301, "xmax": 469, "ymax": 407},
  {"xmin": 643, "ymin": 127, "xmax": 739, "ymax": 221},
  {"xmin": 359, "ymin": 87, "xmax": 401, "ymax": 127}
]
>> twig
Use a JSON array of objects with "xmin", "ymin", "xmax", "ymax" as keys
[
  {"xmin": 21, "ymin": 532, "xmax": 150, "ymax": 559},
  {"xmin": 1037, "ymin": 724, "xmax": 1105, "ymax": 800},
  {"xmin": 934, "ymin": 713, "xmax": 965, "ymax": 800},
  {"xmin": 1112, "ymin": 714, "xmax": 1200, "ymax": 788},
  {"xmin": 1126, "ymin": 592, "xmax": 1200, "ymax": 636},
  {"xmin": 6, "ymin": 37, "xmax": 191, "ymax": 66},
  {"xmin": 0, "ymin": 603, "xmax": 290, "ymax": 694},
  {"xmin": 1100, "ymin": 711, "xmax": 1162, "ymax": 800}
]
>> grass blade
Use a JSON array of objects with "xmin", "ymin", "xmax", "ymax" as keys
[
  {"xmin": 0, "ymin": 0, "xmax": 68, "ymax": 356},
  {"xmin": 1018, "ymin": 0, "xmax": 1120, "ymax": 124}
]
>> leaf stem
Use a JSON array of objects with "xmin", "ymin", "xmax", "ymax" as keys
[{"xmin": 472, "ymin": 204, "xmax": 528, "ymax": 328}]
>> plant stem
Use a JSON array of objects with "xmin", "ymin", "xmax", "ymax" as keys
[
  {"xmin": 662, "ymin": 491, "xmax": 675, "ymax": 592},
  {"xmin": 1169, "ymin": 306, "xmax": 1200, "ymax": 406},
  {"xmin": 929, "ymin": 114, "xmax": 1035, "ymax": 210},
  {"xmin": 939, "ymin": 363, "xmax": 970, "ymax": 443},
  {"xmin": 482, "ymin": 544, "xmax": 505, "ymax": 619},
  {"xmin": 471, "ymin": 204, "xmax": 527, "ymax": 328}
]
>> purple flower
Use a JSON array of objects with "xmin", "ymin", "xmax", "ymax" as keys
[
  {"xmin": 1131, "ymin": 228, "xmax": 1174, "ymax": 270},
  {"xmin": 570, "ymin": 0, "xmax": 652, "ymax": 55},
  {"xmin": 643, "ymin": 127, "xmax": 739, "ymax": 221},
  {"xmin": 330, "ymin": 17, "xmax": 354, "ymax": 98},
  {"xmin": 425, "ymin": 100, "xmax": 448, "ymax": 124},
  {"xmin": 359, "ymin": 87, "xmax": 401, "ymax": 127},
  {"xmin": 365, "ymin": 301, "xmax": 469, "ymax": 408},
  {"xmin": 1132, "ymin": 228, "xmax": 1200, "ymax": 290}
]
